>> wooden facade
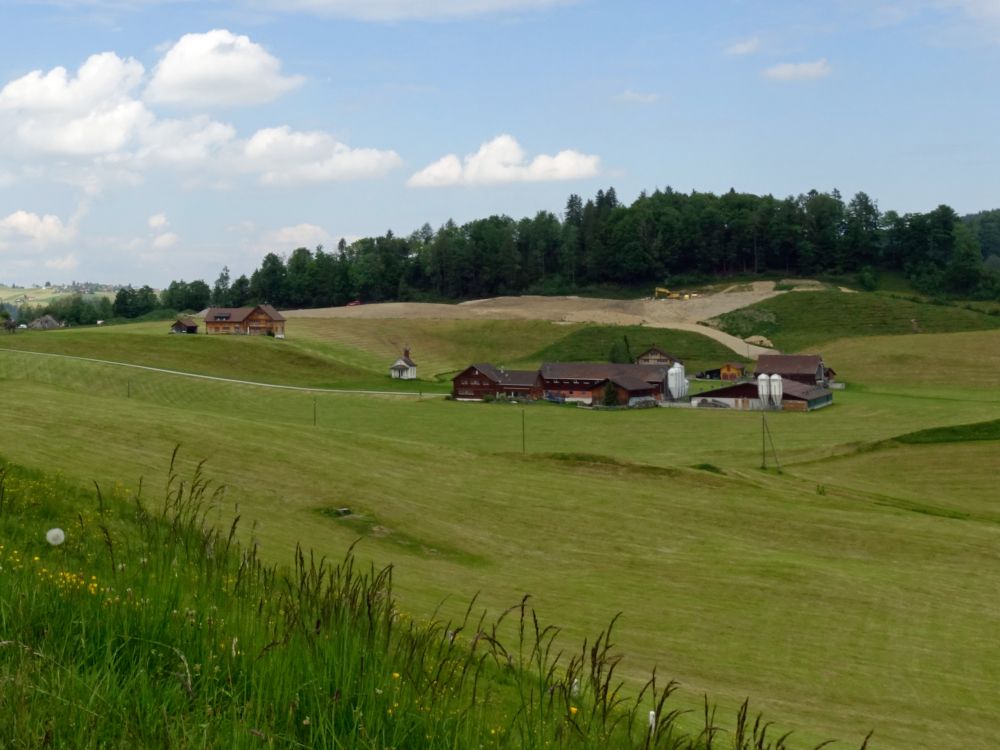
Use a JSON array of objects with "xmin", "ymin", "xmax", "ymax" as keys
[
  {"xmin": 634, "ymin": 346, "xmax": 682, "ymax": 367},
  {"xmin": 755, "ymin": 354, "xmax": 835, "ymax": 387},
  {"xmin": 452, "ymin": 364, "xmax": 543, "ymax": 400},
  {"xmin": 169, "ymin": 317, "xmax": 199, "ymax": 334},
  {"xmin": 204, "ymin": 305, "xmax": 286, "ymax": 337}
]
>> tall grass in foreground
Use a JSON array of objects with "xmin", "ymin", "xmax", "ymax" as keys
[{"xmin": 0, "ymin": 453, "xmax": 871, "ymax": 749}]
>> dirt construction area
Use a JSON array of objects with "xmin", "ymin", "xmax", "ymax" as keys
[{"xmin": 284, "ymin": 281, "xmax": 785, "ymax": 357}]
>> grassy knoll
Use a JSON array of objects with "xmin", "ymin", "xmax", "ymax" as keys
[
  {"xmin": 3, "ymin": 459, "xmax": 761, "ymax": 750},
  {"xmin": 0, "ymin": 318, "xmax": 743, "ymax": 390},
  {"xmin": 3, "ymin": 337, "xmax": 1000, "ymax": 748},
  {"xmin": 710, "ymin": 291, "xmax": 1000, "ymax": 352}
]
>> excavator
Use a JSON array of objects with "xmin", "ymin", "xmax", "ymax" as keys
[{"xmin": 654, "ymin": 287, "xmax": 684, "ymax": 300}]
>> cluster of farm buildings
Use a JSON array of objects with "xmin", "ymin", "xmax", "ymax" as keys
[{"xmin": 451, "ymin": 347, "xmax": 836, "ymax": 412}]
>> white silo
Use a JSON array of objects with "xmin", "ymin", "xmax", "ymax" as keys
[
  {"xmin": 757, "ymin": 373, "xmax": 771, "ymax": 408},
  {"xmin": 675, "ymin": 362, "xmax": 689, "ymax": 399},
  {"xmin": 667, "ymin": 363, "xmax": 683, "ymax": 400},
  {"xmin": 770, "ymin": 374, "xmax": 783, "ymax": 408}
]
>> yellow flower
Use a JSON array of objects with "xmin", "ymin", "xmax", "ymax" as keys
[
  {"xmin": 569, "ymin": 706, "xmax": 578, "ymax": 716},
  {"xmin": 391, "ymin": 672, "xmax": 400, "ymax": 680}
]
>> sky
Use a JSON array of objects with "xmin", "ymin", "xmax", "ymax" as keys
[{"xmin": 1, "ymin": 0, "xmax": 999, "ymax": 287}]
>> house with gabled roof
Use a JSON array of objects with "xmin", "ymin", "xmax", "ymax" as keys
[
  {"xmin": 203, "ymin": 305, "xmax": 285, "ymax": 337},
  {"xmin": 452, "ymin": 364, "xmax": 543, "ymax": 400},
  {"xmin": 390, "ymin": 348, "xmax": 417, "ymax": 380},
  {"xmin": 755, "ymin": 354, "xmax": 835, "ymax": 387},
  {"xmin": 634, "ymin": 346, "xmax": 682, "ymax": 367}
]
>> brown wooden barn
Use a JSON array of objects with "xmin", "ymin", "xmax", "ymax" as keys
[
  {"xmin": 169, "ymin": 317, "xmax": 199, "ymax": 334},
  {"xmin": 755, "ymin": 354, "xmax": 835, "ymax": 387},
  {"xmin": 452, "ymin": 364, "xmax": 543, "ymax": 400},
  {"xmin": 204, "ymin": 305, "xmax": 286, "ymax": 337},
  {"xmin": 539, "ymin": 362, "xmax": 669, "ymax": 404}
]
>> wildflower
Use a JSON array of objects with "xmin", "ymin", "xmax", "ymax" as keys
[
  {"xmin": 569, "ymin": 706, "xmax": 578, "ymax": 716},
  {"xmin": 302, "ymin": 717, "xmax": 310, "ymax": 726},
  {"xmin": 46, "ymin": 528, "xmax": 65, "ymax": 546},
  {"xmin": 391, "ymin": 672, "xmax": 400, "ymax": 680}
]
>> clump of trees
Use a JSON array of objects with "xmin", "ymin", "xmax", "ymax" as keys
[{"xmin": 180, "ymin": 186, "xmax": 999, "ymax": 311}]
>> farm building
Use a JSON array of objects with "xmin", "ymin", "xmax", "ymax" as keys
[
  {"xmin": 204, "ymin": 305, "xmax": 285, "ymax": 337},
  {"xmin": 755, "ymin": 354, "xmax": 835, "ymax": 387},
  {"xmin": 390, "ymin": 348, "xmax": 417, "ymax": 380},
  {"xmin": 28, "ymin": 314, "xmax": 61, "ymax": 330},
  {"xmin": 634, "ymin": 346, "xmax": 682, "ymax": 366},
  {"xmin": 539, "ymin": 363, "xmax": 670, "ymax": 404},
  {"xmin": 452, "ymin": 364, "xmax": 543, "ymax": 400},
  {"xmin": 690, "ymin": 380, "xmax": 833, "ymax": 411},
  {"xmin": 169, "ymin": 317, "xmax": 199, "ymax": 334},
  {"xmin": 696, "ymin": 362, "xmax": 748, "ymax": 381}
]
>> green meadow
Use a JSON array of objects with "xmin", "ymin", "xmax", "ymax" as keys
[{"xmin": 2, "ymin": 299, "xmax": 999, "ymax": 749}]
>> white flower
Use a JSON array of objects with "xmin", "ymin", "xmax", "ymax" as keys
[{"xmin": 46, "ymin": 528, "xmax": 65, "ymax": 546}]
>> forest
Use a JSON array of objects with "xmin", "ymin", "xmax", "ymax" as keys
[{"xmin": 7, "ymin": 187, "xmax": 1000, "ymax": 325}]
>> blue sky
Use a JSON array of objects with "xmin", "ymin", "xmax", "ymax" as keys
[{"xmin": 1, "ymin": 0, "xmax": 999, "ymax": 286}]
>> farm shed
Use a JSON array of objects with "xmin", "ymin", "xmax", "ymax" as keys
[
  {"xmin": 540, "ymin": 362, "xmax": 670, "ymax": 404},
  {"xmin": 389, "ymin": 348, "xmax": 417, "ymax": 380},
  {"xmin": 634, "ymin": 346, "xmax": 683, "ymax": 366},
  {"xmin": 696, "ymin": 362, "xmax": 747, "ymax": 381},
  {"xmin": 755, "ymin": 354, "xmax": 835, "ymax": 387},
  {"xmin": 169, "ymin": 317, "xmax": 199, "ymax": 334},
  {"xmin": 452, "ymin": 364, "xmax": 543, "ymax": 400},
  {"xmin": 204, "ymin": 305, "xmax": 285, "ymax": 337},
  {"xmin": 690, "ymin": 380, "xmax": 833, "ymax": 411}
]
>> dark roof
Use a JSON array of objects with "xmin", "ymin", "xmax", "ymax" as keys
[
  {"xmin": 695, "ymin": 379, "xmax": 832, "ymax": 402},
  {"xmin": 755, "ymin": 354, "xmax": 823, "ymax": 376},
  {"xmin": 608, "ymin": 374, "xmax": 658, "ymax": 391},
  {"xmin": 204, "ymin": 305, "xmax": 285, "ymax": 323},
  {"xmin": 636, "ymin": 345, "xmax": 680, "ymax": 359},
  {"xmin": 465, "ymin": 363, "xmax": 538, "ymax": 387},
  {"xmin": 540, "ymin": 362, "xmax": 669, "ymax": 384},
  {"xmin": 173, "ymin": 317, "xmax": 198, "ymax": 327},
  {"xmin": 394, "ymin": 355, "xmax": 417, "ymax": 367}
]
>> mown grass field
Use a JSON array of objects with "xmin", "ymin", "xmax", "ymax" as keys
[
  {"xmin": 710, "ymin": 291, "xmax": 1000, "ymax": 352},
  {"xmin": 2, "ymin": 314, "xmax": 1000, "ymax": 749}
]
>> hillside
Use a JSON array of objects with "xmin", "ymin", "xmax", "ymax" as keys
[{"xmin": 2, "ymin": 321, "xmax": 1000, "ymax": 748}]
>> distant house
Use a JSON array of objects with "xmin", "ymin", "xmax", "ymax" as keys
[
  {"xmin": 697, "ymin": 362, "xmax": 748, "ymax": 381},
  {"xmin": 204, "ymin": 305, "xmax": 285, "ymax": 337},
  {"xmin": 452, "ymin": 364, "xmax": 543, "ymax": 400},
  {"xmin": 634, "ymin": 346, "xmax": 682, "ymax": 367},
  {"xmin": 169, "ymin": 317, "xmax": 199, "ymax": 335},
  {"xmin": 755, "ymin": 354, "xmax": 835, "ymax": 387},
  {"xmin": 690, "ymin": 380, "xmax": 833, "ymax": 411},
  {"xmin": 28, "ymin": 314, "xmax": 61, "ymax": 330},
  {"xmin": 390, "ymin": 348, "xmax": 417, "ymax": 380}
]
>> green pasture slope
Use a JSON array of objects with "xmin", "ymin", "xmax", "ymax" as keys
[
  {"xmin": 2, "ymin": 311, "xmax": 1000, "ymax": 748},
  {"xmin": 710, "ymin": 290, "xmax": 1000, "ymax": 352}
]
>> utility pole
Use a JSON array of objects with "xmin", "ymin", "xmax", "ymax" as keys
[
  {"xmin": 521, "ymin": 408, "xmax": 526, "ymax": 455},
  {"xmin": 313, "ymin": 397, "xmax": 317, "ymax": 427}
]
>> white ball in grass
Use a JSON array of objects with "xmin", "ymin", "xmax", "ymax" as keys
[{"xmin": 46, "ymin": 528, "xmax": 65, "ymax": 546}]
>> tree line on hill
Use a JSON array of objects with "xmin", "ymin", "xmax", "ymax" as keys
[
  {"xmin": 12, "ymin": 186, "xmax": 1000, "ymax": 325},
  {"xmin": 191, "ymin": 187, "xmax": 997, "ymax": 311}
]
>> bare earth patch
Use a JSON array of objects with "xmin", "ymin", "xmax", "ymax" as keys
[{"xmin": 284, "ymin": 281, "xmax": 784, "ymax": 357}]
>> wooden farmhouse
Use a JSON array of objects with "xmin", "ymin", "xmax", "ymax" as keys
[
  {"xmin": 452, "ymin": 364, "xmax": 543, "ymax": 400},
  {"xmin": 169, "ymin": 317, "xmax": 199, "ymax": 334},
  {"xmin": 389, "ymin": 348, "xmax": 417, "ymax": 380},
  {"xmin": 634, "ymin": 346, "xmax": 682, "ymax": 367},
  {"xmin": 755, "ymin": 354, "xmax": 835, "ymax": 387},
  {"xmin": 204, "ymin": 305, "xmax": 286, "ymax": 337},
  {"xmin": 540, "ymin": 362, "xmax": 669, "ymax": 405},
  {"xmin": 690, "ymin": 380, "xmax": 833, "ymax": 411}
]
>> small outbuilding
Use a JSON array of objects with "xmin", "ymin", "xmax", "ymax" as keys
[
  {"xmin": 169, "ymin": 317, "xmax": 199, "ymax": 334},
  {"xmin": 390, "ymin": 348, "xmax": 417, "ymax": 380},
  {"xmin": 755, "ymin": 354, "xmax": 835, "ymax": 387},
  {"xmin": 696, "ymin": 362, "xmax": 748, "ymax": 381}
]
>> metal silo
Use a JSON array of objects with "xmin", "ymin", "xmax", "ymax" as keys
[
  {"xmin": 757, "ymin": 373, "xmax": 771, "ymax": 407},
  {"xmin": 770, "ymin": 373, "xmax": 783, "ymax": 408}
]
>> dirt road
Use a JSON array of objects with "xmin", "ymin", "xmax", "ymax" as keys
[{"xmin": 284, "ymin": 282, "xmax": 782, "ymax": 358}]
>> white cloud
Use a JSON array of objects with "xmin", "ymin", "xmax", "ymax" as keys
[
  {"xmin": 725, "ymin": 36, "xmax": 760, "ymax": 55},
  {"xmin": 148, "ymin": 212, "xmax": 168, "ymax": 230},
  {"xmin": 45, "ymin": 253, "xmax": 79, "ymax": 270},
  {"xmin": 0, "ymin": 210, "xmax": 77, "ymax": 247},
  {"xmin": 255, "ymin": 0, "xmax": 573, "ymax": 20},
  {"xmin": 137, "ymin": 116, "xmax": 237, "ymax": 166},
  {"xmin": 0, "ymin": 52, "xmax": 151, "ymax": 156},
  {"xmin": 615, "ymin": 89, "xmax": 659, "ymax": 105},
  {"xmin": 763, "ymin": 58, "xmax": 833, "ymax": 81},
  {"xmin": 408, "ymin": 134, "xmax": 600, "ymax": 187},
  {"xmin": 262, "ymin": 223, "xmax": 334, "ymax": 251},
  {"xmin": 152, "ymin": 231, "xmax": 178, "ymax": 248},
  {"xmin": 145, "ymin": 30, "xmax": 305, "ymax": 108},
  {"xmin": 241, "ymin": 126, "xmax": 402, "ymax": 185}
]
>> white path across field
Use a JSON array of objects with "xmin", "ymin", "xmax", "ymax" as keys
[{"xmin": 0, "ymin": 348, "xmax": 442, "ymax": 397}]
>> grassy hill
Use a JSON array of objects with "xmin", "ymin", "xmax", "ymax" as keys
[
  {"xmin": 709, "ymin": 291, "xmax": 1000, "ymax": 352},
  {"xmin": 3, "ymin": 322, "xmax": 1000, "ymax": 748}
]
